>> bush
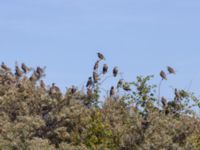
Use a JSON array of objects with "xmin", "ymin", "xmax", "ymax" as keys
[{"xmin": 0, "ymin": 54, "xmax": 200, "ymax": 149}]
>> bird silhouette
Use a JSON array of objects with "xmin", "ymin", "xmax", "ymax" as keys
[
  {"xmin": 40, "ymin": 80, "xmax": 46, "ymax": 89},
  {"xmin": 161, "ymin": 97, "xmax": 167, "ymax": 107},
  {"xmin": 160, "ymin": 71, "xmax": 167, "ymax": 80},
  {"xmin": 71, "ymin": 85, "xmax": 77, "ymax": 95},
  {"xmin": 102, "ymin": 64, "xmax": 108, "ymax": 74},
  {"xmin": 36, "ymin": 67, "xmax": 44, "ymax": 77},
  {"xmin": 86, "ymin": 77, "xmax": 93, "ymax": 88},
  {"xmin": 113, "ymin": 67, "xmax": 118, "ymax": 77},
  {"xmin": 97, "ymin": 52, "xmax": 105, "ymax": 60},
  {"xmin": 49, "ymin": 83, "xmax": 60, "ymax": 95},
  {"xmin": 167, "ymin": 66, "xmax": 176, "ymax": 74},
  {"xmin": 110, "ymin": 86, "xmax": 115, "ymax": 97},
  {"xmin": 1, "ymin": 62, "xmax": 10, "ymax": 71},
  {"xmin": 15, "ymin": 66, "xmax": 23, "ymax": 77},
  {"xmin": 21, "ymin": 63, "xmax": 30, "ymax": 74},
  {"xmin": 93, "ymin": 60, "xmax": 100, "ymax": 71},
  {"xmin": 29, "ymin": 71, "xmax": 39, "ymax": 82}
]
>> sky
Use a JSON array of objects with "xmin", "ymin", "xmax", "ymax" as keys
[{"xmin": 0, "ymin": 0, "xmax": 200, "ymax": 98}]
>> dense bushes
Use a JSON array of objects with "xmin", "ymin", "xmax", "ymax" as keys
[{"xmin": 0, "ymin": 54, "xmax": 200, "ymax": 149}]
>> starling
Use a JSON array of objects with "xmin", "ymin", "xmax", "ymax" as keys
[
  {"xmin": 15, "ymin": 66, "xmax": 23, "ymax": 77},
  {"xmin": 110, "ymin": 86, "xmax": 115, "ymax": 97},
  {"xmin": 30, "ymin": 71, "xmax": 40, "ymax": 82},
  {"xmin": 113, "ymin": 67, "xmax": 118, "ymax": 77},
  {"xmin": 160, "ymin": 70, "xmax": 167, "ymax": 80},
  {"xmin": 97, "ymin": 52, "xmax": 105, "ymax": 60},
  {"xmin": 49, "ymin": 83, "xmax": 60, "ymax": 95},
  {"xmin": 93, "ymin": 71, "xmax": 99, "ymax": 83},
  {"xmin": 123, "ymin": 83, "xmax": 131, "ymax": 91},
  {"xmin": 167, "ymin": 66, "xmax": 176, "ymax": 74},
  {"xmin": 117, "ymin": 79, "xmax": 124, "ymax": 88},
  {"xmin": 1, "ymin": 62, "xmax": 10, "ymax": 71},
  {"xmin": 93, "ymin": 60, "xmax": 99, "ymax": 71},
  {"xmin": 30, "ymin": 72, "xmax": 37, "ymax": 82},
  {"xmin": 36, "ymin": 67, "xmax": 44, "ymax": 77},
  {"xmin": 71, "ymin": 85, "xmax": 77, "ymax": 94},
  {"xmin": 21, "ymin": 63, "xmax": 30, "ymax": 73},
  {"xmin": 102, "ymin": 64, "xmax": 108, "ymax": 74},
  {"xmin": 40, "ymin": 80, "xmax": 46, "ymax": 89},
  {"xmin": 86, "ymin": 77, "xmax": 93, "ymax": 88},
  {"xmin": 161, "ymin": 97, "xmax": 167, "ymax": 107}
]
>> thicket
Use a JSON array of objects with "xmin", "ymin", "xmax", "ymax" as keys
[{"xmin": 0, "ymin": 53, "xmax": 200, "ymax": 150}]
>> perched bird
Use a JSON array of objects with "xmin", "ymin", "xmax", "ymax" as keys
[
  {"xmin": 36, "ymin": 67, "xmax": 44, "ymax": 77},
  {"xmin": 113, "ymin": 67, "xmax": 118, "ymax": 77},
  {"xmin": 117, "ymin": 79, "xmax": 124, "ymax": 88},
  {"xmin": 161, "ymin": 97, "xmax": 167, "ymax": 107},
  {"xmin": 40, "ymin": 80, "xmax": 46, "ymax": 89},
  {"xmin": 102, "ymin": 64, "xmax": 108, "ymax": 74},
  {"xmin": 110, "ymin": 86, "xmax": 115, "ymax": 97},
  {"xmin": 160, "ymin": 70, "xmax": 167, "ymax": 80},
  {"xmin": 30, "ymin": 71, "xmax": 39, "ymax": 82},
  {"xmin": 21, "ymin": 63, "xmax": 30, "ymax": 74},
  {"xmin": 15, "ymin": 66, "xmax": 23, "ymax": 77},
  {"xmin": 71, "ymin": 85, "xmax": 77, "ymax": 95},
  {"xmin": 1, "ymin": 62, "xmax": 10, "ymax": 71},
  {"xmin": 97, "ymin": 52, "xmax": 105, "ymax": 60},
  {"xmin": 49, "ymin": 83, "xmax": 60, "ymax": 95},
  {"xmin": 86, "ymin": 77, "xmax": 93, "ymax": 88},
  {"xmin": 93, "ymin": 71, "xmax": 99, "ymax": 83},
  {"xmin": 123, "ymin": 83, "xmax": 131, "ymax": 91},
  {"xmin": 167, "ymin": 66, "xmax": 176, "ymax": 74},
  {"xmin": 93, "ymin": 60, "xmax": 99, "ymax": 71}
]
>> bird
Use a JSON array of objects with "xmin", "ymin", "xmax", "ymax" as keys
[
  {"xmin": 15, "ymin": 66, "xmax": 23, "ymax": 77},
  {"xmin": 123, "ymin": 83, "xmax": 131, "ymax": 91},
  {"xmin": 40, "ymin": 80, "xmax": 46, "ymax": 89},
  {"xmin": 102, "ymin": 64, "xmax": 108, "ymax": 74},
  {"xmin": 167, "ymin": 66, "xmax": 176, "ymax": 74},
  {"xmin": 49, "ymin": 83, "xmax": 60, "ymax": 95},
  {"xmin": 160, "ymin": 70, "xmax": 167, "ymax": 80},
  {"xmin": 117, "ymin": 79, "xmax": 124, "ymax": 88},
  {"xmin": 1, "ymin": 62, "xmax": 10, "ymax": 71},
  {"xmin": 113, "ymin": 67, "xmax": 118, "ymax": 77},
  {"xmin": 93, "ymin": 60, "xmax": 99, "ymax": 71},
  {"xmin": 110, "ymin": 86, "xmax": 115, "ymax": 97},
  {"xmin": 161, "ymin": 97, "xmax": 167, "ymax": 107},
  {"xmin": 36, "ymin": 67, "xmax": 44, "ymax": 77},
  {"xmin": 71, "ymin": 85, "xmax": 77, "ymax": 95},
  {"xmin": 86, "ymin": 77, "xmax": 93, "ymax": 88},
  {"xmin": 93, "ymin": 71, "xmax": 99, "ymax": 83},
  {"xmin": 97, "ymin": 52, "xmax": 105, "ymax": 60},
  {"xmin": 29, "ymin": 71, "xmax": 39, "ymax": 82},
  {"xmin": 21, "ymin": 63, "xmax": 30, "ymax": 74}
]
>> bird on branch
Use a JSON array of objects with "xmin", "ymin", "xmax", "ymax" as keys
[
  {"xmin": 160, "ymin": 70, "xmax": 167, "ymax": 80},
  {"xmin": 97, "ymin": 52, "xmax": 105, "ymax": 60}
]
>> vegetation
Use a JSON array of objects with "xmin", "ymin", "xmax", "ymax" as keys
[{"xmin": 0, "ymin": 53, "xmax": 200, "ymax": 150}]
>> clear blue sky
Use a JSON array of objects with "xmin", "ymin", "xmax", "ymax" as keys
[{"xmin": 0, "ymin": 0, "xmax": 200, "ymax": 98}]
